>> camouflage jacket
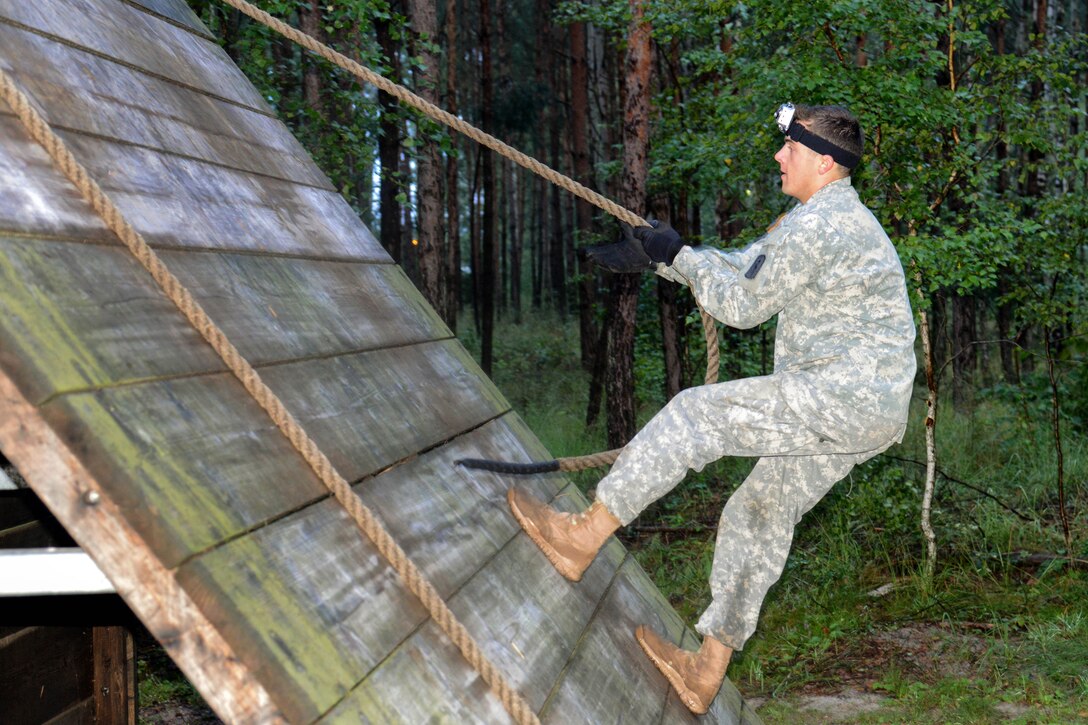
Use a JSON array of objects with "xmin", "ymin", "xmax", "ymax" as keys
[{"xmin": 662, "ymin": 179, "xmax": 917, "ymax": 443}]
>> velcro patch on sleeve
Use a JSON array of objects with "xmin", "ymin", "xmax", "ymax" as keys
[{"xmin": 744, "ymin": 254, "xmax": 767, "ymax": 280}]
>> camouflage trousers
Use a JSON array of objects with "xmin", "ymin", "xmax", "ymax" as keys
[{"xmin": 595, "ymin": 374, "xmax": 899, "ymax": 650}]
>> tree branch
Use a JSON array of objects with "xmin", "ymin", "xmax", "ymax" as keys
[
  {"xmin": 883, "ymin": 455, "xmax": 1036, "ymax": 522},
  {"xmin": 822, "ymin": 23, "xmax": 847, "ymax": 65}
]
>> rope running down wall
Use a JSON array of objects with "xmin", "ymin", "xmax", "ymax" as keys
[{"xmin": 0, "ymin": 68, "xmax": 541, "ymax": 725}]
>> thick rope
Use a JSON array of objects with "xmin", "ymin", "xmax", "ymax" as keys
[
  {"xmin": 217, "ymin": 0, "xmax": 724, "ymax": 475},
  {"xmin": 0, "ymin": 69, "xmax": 540, "ymax": 725},
  {"xmin": 555, "ymin": 300, "xmax": 718, "ymax": 471},
  {"xmin": 218, "ymin": 0, "xmax": 645, "ymax": 229},
  {"xmin": 701, "ymin": 301, "xmax": 720, "ymax": 386}
]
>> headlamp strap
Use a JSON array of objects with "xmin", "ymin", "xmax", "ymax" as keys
[{"xmin": 786, "ymin": 119, "xmax": 860, "ymax": 170}]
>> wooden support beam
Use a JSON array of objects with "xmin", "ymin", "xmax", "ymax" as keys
[{"xmin": 0, "ymin": 368, "xmax": 283, "ymax": 723}]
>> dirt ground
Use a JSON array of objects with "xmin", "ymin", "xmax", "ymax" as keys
[
  {"xmin": 137, "ymin": 625, "xmax": 1040, "ymax": 723},
  {"xmin": 741, "ymin": 623, "xmax": 1039, "ymax": 723}
]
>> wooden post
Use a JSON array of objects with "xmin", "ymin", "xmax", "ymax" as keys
[{"xmin": 94, "ymin": 625, "xmax": 137, "ymax": 724}]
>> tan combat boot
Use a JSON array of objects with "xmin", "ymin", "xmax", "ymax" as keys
[
  {"xmin": 635, "ymin": 626, "xmax": 733, "ymax": 715},
  {"xmin": 506, "ymin": 489, "xmax": 621, "ymax": 581}
]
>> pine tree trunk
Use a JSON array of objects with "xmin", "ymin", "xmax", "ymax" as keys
[
  {"xmin": 605, "ymin": 0, "xmax": 653, "ymax": 448},
  {"xmin": 657, "ymin": 193, "xmax": 687, "ymax": 400},
  {"xmin": 376, "ymin": 8, "xmax": 404, "ymax": 261},
  {"xmin": 548, "ymin": 103, "xmax": 566, "ymax": 317},
  {"xmin": 409, "ymin": 0, "xmax": 446, "ymax": 322},
  {"xmin": 479, "ymin": 0, "xmax": 495, "ymax": 374},
  {"xmin": 651, "ymin": 37, "xmax": 685, "ymax": 399},
  {"xmin": 510, "ymin": 162, "xmax": 523, "ymax": 320},
  {"xmin": 951, "ymin": 293, "xmax": 976, "ymax": 411},
  {"xmin": 443, "ymin": 0, "xmax": 460, "ymax": 330},
  {"xmin": 299, "ymin": 1, "xmax": 324, "ymax": 123},
  {"xmin": 570, "ymin": 19, "xmax": 598, "ymax": 371},
  {"xmin": 469, "ymin": 146, "xmax": 481, "ymax": 335}
]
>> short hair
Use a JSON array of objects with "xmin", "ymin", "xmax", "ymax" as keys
[{"xmin": 794, "ymin": 105, "xmax": 864, "ymax": 170}]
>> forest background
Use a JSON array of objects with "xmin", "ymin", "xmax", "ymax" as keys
[{"xmin": 160, "ymin": 0, "xmax": 1088, "ymax": 721}]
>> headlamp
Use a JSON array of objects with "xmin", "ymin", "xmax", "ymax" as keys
[
  {"xmin": 772, "ymin": 101, "xmax": 860, "ymax": 170},
  {"xmin": 774, "ymin": 103, "xmax": 795, "ymax": 134}
]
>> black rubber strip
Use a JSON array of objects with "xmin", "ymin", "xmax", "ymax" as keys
[{"xmin": 455, "ymin": 458, "xmax": 560, "ymax": 474}]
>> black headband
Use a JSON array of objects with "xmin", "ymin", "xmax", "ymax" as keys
[{"xmin": 785, "ymin": 118, "xmax": 860, "ymax": 170}]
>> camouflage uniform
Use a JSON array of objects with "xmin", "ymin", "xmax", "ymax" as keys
[{"xmin": 596, "ymin": 178, "xmax": 916, "ymax": 650}]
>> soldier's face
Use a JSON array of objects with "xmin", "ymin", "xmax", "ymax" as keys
[{"xmin": 774, "ymin": 136, "xmax": 824, "ymax": 203}]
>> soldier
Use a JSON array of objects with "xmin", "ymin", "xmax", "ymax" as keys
[{"xmin": 508, "ymin": 103, "xmax": 917, "ymax": 714}]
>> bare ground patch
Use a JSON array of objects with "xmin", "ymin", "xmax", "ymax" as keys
[{"xmin": 743, "ymin": 623, "xmax": 1012, "ymax": 722}]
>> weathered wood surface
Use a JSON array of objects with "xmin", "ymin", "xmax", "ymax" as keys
[
  {"xmin": 0, "ymin": 112, "xmax": 115, "ymax": 243},
  {"xmin": 121, "ymin": 0, "xmax": 214, "ymax": 39},
  {"xmin": 0, "ymin": 21, "xmax": 330, "ymax": 187},
  {"xmin": 0, "ymin": 236, "xmax": 447, "ymax": 402},
  {"xmin": 175, "ymin": 416, "xmax": 556, "ymax": 723},
  {"xmin": 0, "ymin": 615, "xmax": 135, "ymax": 724},
  {"xmin": 319, "ymin": 492, "xmax": 624, "ymax": 721},
  {"xmin": 1, "ymin": 0, "xmax": 262, "ymax": 108},
  {"xmin": 0, "ymin": 118, "xmax": 386, "ymax": 259},
  {"xmin": 93, "ymin": 626, "xmax": 137, "ymax": 725},
  {"xmin": 30, "ymin": 340, "xmax": 504, "ymax": 567},
  {"xmin": 0, "ymin": 625, "xmax": 94, "ymax": 725},
  {"xmin": 0, "ymin": 0, "xmax": 757, "ymax": 721},
  {"xmin": 541, "ymin": 555, "xmax": 692, "ymax": 723}
]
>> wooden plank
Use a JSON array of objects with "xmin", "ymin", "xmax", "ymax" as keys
[
  {"xmin": 36, "ymin": 377, "xmax": 328, "ymax": 569},
  {"xmin": 324, "ymin": 534, "xmax": 628, "ymax": 722},
  {"xmin": 92, "ymin": 626, "xmax": 136, "ymax": 724},
  {"xmin": 0, "ymin": 236, "xmax": 224, "ymax": 403},
  {"xmin": 0, "ymin": 120, "xmax": 386, "ymax": 259},
  {"xmin": 0, "ymin": 113, "xmax": 114, "ymax": 244},
  {"xmin": 173, "ymin": 417, "xmax": 549, "ymax": 723},
  {"xmin": 256, "ymin": 341, "xmax": 509, "ymax": 485},
  {"xmin": 0, "ymin": 369, "xmax": 284, "ymax": 723},
  {"xmin": 163, "ymin": 251, "xmax": 446, "ymax": 368},
  {"xmin": 541, "ymin": 556, "xmax": 708, "ymax": 724},
  {"xmin": 34, "ymin": 340, "xmax": 506, "ymax": 567},
  {"xmin": 178, "ymin": 498, "xmax": 416, "ymax": 724},
  {"xmin": 438, "ymin": 534, "xmax": 627, "ymax": 710},
  {"xmin": 319, "ymin": 619, "xmax": 517, "ymax": 725},
  {"xmin": 322, "ymin": 455, "xmax": 639, "ymax": 722},
  {"xmin": 122, "ymin": 0, "xmax": 214, "ymax": 39},
  {"xmin": 351, "ymin": 413, "xmax": 556, "ymax": 596},
  {"xmin": 0, "ymin": 236, "xmax": 446, "ymax": 403},
  {"xmin": 0, "ymin": 625, "xmax": 94, "ymax": 725},
  {"xmin": 1, "ymin": 0, "xmax": 268, "ymax": 110},
  {"xmin": 0, "ymin": 21, "xmax": 331, "ymax": 188}
]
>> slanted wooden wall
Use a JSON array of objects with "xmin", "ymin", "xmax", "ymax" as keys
[{"xmin": 0, "ymin": 0, "xmax": 757, "ymax": 722}]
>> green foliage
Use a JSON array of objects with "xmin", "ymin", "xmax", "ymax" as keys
[
  {"xmin": 623, "ymin": 0, "xmax": 1088, "ymax": 339},
  {"xmin": 137, "ymin": 650, "xmax": 211, "ymax": 718}
]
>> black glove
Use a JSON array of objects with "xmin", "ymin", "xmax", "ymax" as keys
[
  {"xmin": 584, "ymin": 222, "xmax": 654, "ymax": 273},
  {"xmin": 632, "ymin": 219, "xmax": 686, "ymax": 265}
]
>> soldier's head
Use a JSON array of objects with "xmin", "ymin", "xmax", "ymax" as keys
[{"xmin": 772, "ymin": 103, "xmax": 863, "ymax": 203}]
